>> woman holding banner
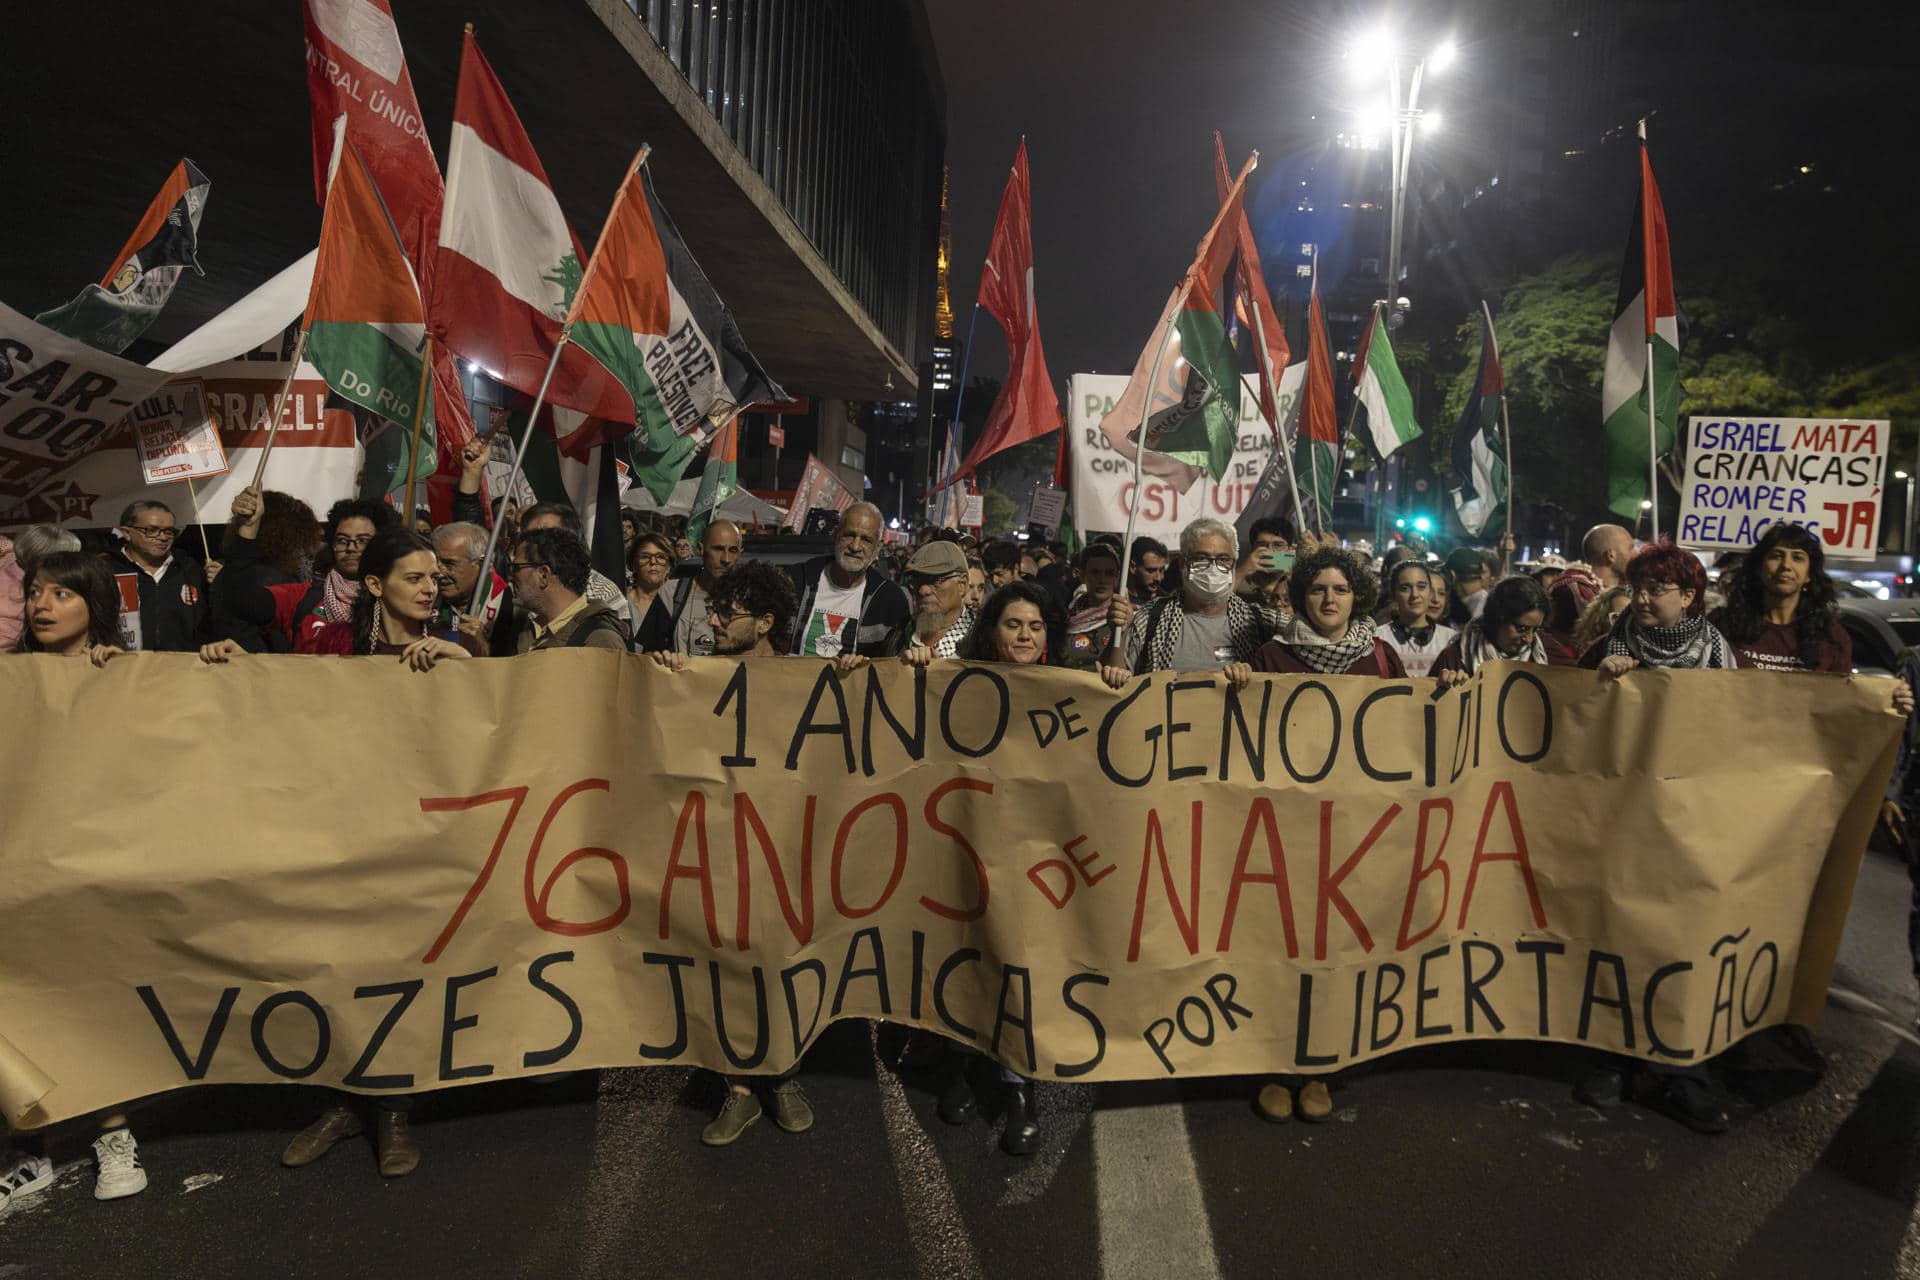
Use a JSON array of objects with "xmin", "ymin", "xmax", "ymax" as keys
[
  {"xmin": 1430, "ymin": 575, "xmax": 1569, "ymax": 681},
  {"xmin": 1596, "ymin": 542, "xmax": 1738, "ymax": 676}
]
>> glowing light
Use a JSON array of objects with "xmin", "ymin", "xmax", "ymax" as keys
[
  {"xmin": 1346, "ymin": 25, "xmax": 1395, "ymax": 82},
  {"xmin": 1413, "ymin": 515, "xmax": 1433, "ymax": 533},
  {"xmin": 1429, "ymin": 40, "xmax": 1457, "ymax": 71},
  {"xmin": 1421, "ymin": 111, "xmax": 1443, "ymax": 135}
]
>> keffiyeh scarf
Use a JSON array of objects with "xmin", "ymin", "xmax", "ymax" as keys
[
  {"xmin": 1605, "ymin": 611, "xmax": 1736, "ymax": 669},
  {"xmin": 1455, "ymin": 617, "xmax": 1548, "ymax": 675},
  {"xmin": 1272, "ymin": 613, "xmax": 1382, "ymax": 675},
  {"xmin": 320, "ymin": 568, "xmax": 359, "ymax": 623},
  {"xmin": 1139, "ymin": 596, "xmax": 1279, "ymax": 673}
]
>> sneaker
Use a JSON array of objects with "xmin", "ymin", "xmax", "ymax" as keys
[
  {"xmin": 1253, "ymin": 1081, "xmax": 1293, "ymax": 1123},
  {"xmin": 1297, "ymin": 1080, "xmax": 1334, "ymax": 1123},
  {"xmin": 0, "ymin": 1153, "xmax": 54, "ymax": 1202},
  {"xmin": 92, "ymin": 1129, "xmax": 147, "ymax": 1201},
  {"xmin": 701, "ymin": 1090, "xmax": 763, "ymax": 1146},
  {"xmin": 769, "ymin": 1080, "xmax": 815, "ymax": 1134}
]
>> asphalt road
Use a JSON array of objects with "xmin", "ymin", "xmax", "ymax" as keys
[{"xmin": 5, "ymin": 850, "xmax": 1920, "ymax": 1280}]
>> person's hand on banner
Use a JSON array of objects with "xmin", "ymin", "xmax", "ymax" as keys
[
  {"xmin": 648, "ymin": 650, "xmax": 688, "ymax": 673},
  {"xmin": 230, "ymin": 485, "xmax": 263, "ymax": 540},
  {"xmin": 399, "ymin": 637, "xmax": 470, "ymax": 672},
  {"xmin": 85, "ymin": 644, "xmax": 126, "ymax": 668},
  {"xmin": 1222, "ymin": 662, "xmax": 1251, "ymax": 690},
  {"xmin": 198, "ymin": 640, "xmax": 245, "ymax": 664},
  {"xmin": 1435, "ymin": 668, "xmax": 1470, "ymax": 691},
  {"xmin": 1099, "ymin": 662, "xmax": 1131, "ymax": 690},
  {"xmin": 836, "ymin": 653, "xmax": 870, "ymax": 674},
  {"xmin": 1599, "ymin": 654, "xmax": 1640, "ymax": 679},
  {"xmin": 901, "ymin": 644, "xmax": 934, "ymax": 668},
  {"xmin": 1896, "ymin": 680, "xmax": 1915, "ymax": 716}
]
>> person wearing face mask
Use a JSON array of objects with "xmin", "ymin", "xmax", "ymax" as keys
[
  {"xmin": 1099, "ymin": 518, "xmax": 1282, "ymax": 689},
  {"xmin": 1380, "ymin": 559, "xmax": 1454, "ymax": 677},
  {"xmin": 784, "ymin": 503, "xmax": 911, "ymax": 658}
]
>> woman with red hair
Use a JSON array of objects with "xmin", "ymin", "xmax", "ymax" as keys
[{"xmin": 1597, "ymin": 541, "xmax": 1736, "ymax": 676}]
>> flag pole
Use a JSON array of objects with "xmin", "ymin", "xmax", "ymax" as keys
[
  {"xmin": 1482, "ymin": 299, "xmax": 1517, "ymax": 572},
  {"xmin": 468, "ymin": 141, "xmax": 651, "ymax": 614},
  {"xmin": 401, "ymin": 334, "xmax": 435, "ymax": 518},
  {"xmin": 1245, "ymin": 287, "xmax": 1307, "ymax": 538},
  {"xmin": 184, "ymin": 476, "xmax": 214, "ymax": 564},
  {"xmin": 1112, "ymin": 306, "xmax": 1184, "ymax": 658},
  {"xmin": 249, "ymin": 327, "xmax": 308, "ymax": 488},
  {"xmin": 934, "ymin": 303, "xmax": 983, "ymax": 497},
  {"xmin": 1639, "ymin": 118, "xmax": 1660, "ymax": 543}
]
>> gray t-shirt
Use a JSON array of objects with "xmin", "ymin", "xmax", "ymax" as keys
[
  {"xmin": 1125, "ymin": 606, "xmax": 1234, "ymax": 672},
  {"xmin": 674, "ymin": 580, "xmax": 714, "ymax": 656}
]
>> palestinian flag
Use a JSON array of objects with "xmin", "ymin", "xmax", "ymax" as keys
[
  {"xmin": 1293, "ymin": 255, "xmax": 1340, "ymax": 525},
  {"xmin": 567, "ymin": 151, "xmax": 784, "ymax": 473},
  {"xmin": 687, "ymin": 416, "xmax": 740, "ymax": 545},
  {"xmin": 1451, "ymin": 303, "xmax": 1509, "ymax": 537},
  {"xmin": 37, "ymin": 160, "xmax": 211, "ymax": 355},
  {"xmin": 1214, "ymin": 133, "xmax": 1290, "ymax": 438},
  {"xmin": 1096, "ymin": 153, "xmax": 1256, "ymax": 490},
  {"xmin": 1352, "ymin": 305, "xmax": 1420, "ymax": 459},
  {"xmin": 1600, "ymin": 135, "xmax": 1680, "ymax": 519}
]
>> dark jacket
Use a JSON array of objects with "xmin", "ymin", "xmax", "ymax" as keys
[
  {"xmin": 1251, "ymin": 638, "xmax": 1407, "ymax": 677},
  {"xmin": 206, "ymin": 533, "xmax": 302, "ymax": 652},
  {"xmin": 104, "ymin": 550, "xmax": 210, "ymax": 652},
  {"xmin": 784, "ymin": 557, "xmax": 913, "ymax": 658},
  {"xmin": 515, "ymin": 594, "xmax": 632, "ymax": 653}
]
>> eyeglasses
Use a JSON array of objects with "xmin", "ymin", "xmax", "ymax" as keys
[
  {"xmin": 708, "ymin": 608, "xmax": 755, "ymax": 627},
  {"xmin": 332, "ymin": 534, "xmax": 374, "ymax": 551},
  {"xmin": 508, "ymin": 560, "xmax": 547, "ymax": 576},
  {"xmin": 633, "ymin": 552, "xmax": 672, "ymax": 566},
  {"xmin": 127, "ymin": 524, "xmax": 177, "ymax": 539},
  {"xmin": 1629, "ymin": 583, "xmax": 1679, "ymax": 600},
  {"xmin": 1186, "ymin": 554, "xmax": 1236, "ymax": 571},
  {"xmin": 906, "ymin": 571, "xmax": 964, "ymax": 590}
]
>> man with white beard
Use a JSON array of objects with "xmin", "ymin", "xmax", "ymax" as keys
[{"xmin": 783, "ymin": 502, "xmax": 912, "ymax": 658}]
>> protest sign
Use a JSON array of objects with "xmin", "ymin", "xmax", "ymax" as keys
[
  {"xmin": 0, "ymin": 298, "xmax": 176, "ymax": 510},
  {"xmin": 130, "ymin": 379, "xmax": 227, "ymax": 486},
  {"xmin": 1069, "ymin": 370, "xmax": 1302, "ymax": 542},
  {"xmin": 0, "ymin": 657, "xmax": 1897, "ymax": 1127},
  {"xmin": 0, "ymin": 360, "xmax": 350, "ymax": 530},
  {"xmin": 1029, "ymin": 487, "xmax": 1067, "ymax": 530},
  {"xmin": 1677, "ymin": 416, "xmax": 1891, "ymax": 560},
  {"xmin": 960, "ymin": 492, "xmax": 984, "ymax": 528},
  {"xmin": 783, "ymin": 452, "xmax": 855, "ymax": 532}
]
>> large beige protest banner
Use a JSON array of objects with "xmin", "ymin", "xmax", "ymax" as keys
[{"xmin": 0, "ymin": 654, "xmax": 1898, "ymax": 1126}]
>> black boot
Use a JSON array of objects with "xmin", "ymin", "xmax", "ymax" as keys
[
  {"xmin": 1000, "ymin": 1080, "xmax": 1039, "ymax": 1156},
  {"xmin": 937, "ymin": 1054, "xmax": 977, "ymax": 1125}
]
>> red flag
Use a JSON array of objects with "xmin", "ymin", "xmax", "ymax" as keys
[
  {"xmin": 1213, "ymin": 133, "xmax": 1290, "ymax": 438},
  {"xmin": 945, "ymin": 140, "xmax": 1060, "ymax": 485},
  {"xmin": 1294, "ymin": 254, "xmax": 1341, "ymax": 519}
]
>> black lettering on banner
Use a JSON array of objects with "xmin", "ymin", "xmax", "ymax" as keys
[
  {"xmin": 1741, "ymin": 941, "xmax": 1779, "ymax": 1029},
  {"xmin": 708, "ymin": 961, "xmax": 771, "ymax": 1070},
  {"xmin": 1423, "ymin": 702, "xmax": 1438, "ymax": 788},
  {"xmin": 1097, "ymin": 677, "xmax": 1159, "ymax": 787},
  {"xmin": 862, "ymin": 664, "xmax": 926, "ymax": 774},
  {"xmin": 933, "ymin": 946, "xmax": 981, "ymax": 1040},
  {"xmin": 1460, "ymin": 941, "xmax": 1506, "ymax": 1034},
  {"xmin": 1577, "ymin": 950, "xmax": 1635, "ymax": 1049},
  {"xmin": 1056, "ymin": 698, "xmax": 1088, "ymax": 741},
  {"xmin": 782, "ymin": 958, "xmax": 828, "ymax": 1051},
  {"xmin": 0, "ymin": 338, "xmax": 31, "ymax": 381},
  {"xmin": 440, "ymin": 966, "xmax": 498, "ymax": 1082},
  {"xmin": 1515, "ymin": 939, "xmax": 1564, "ymax": 1035},
  {"xmin": 831, "ymin": 926, "xmax": 892, "ymax": 1016},
  {"xmin": 1415, "ymin": 944, "xmax": 1453, "ymax": 1038},
  {"xmin": 1054, "ymin": 973, "xmax": 1110, "ymax": 1077},
  {"xmin": 8, "ymin": 359, "xmax": 68, "ymax": 400},
  {"xmin": 939, "ymin": 667, "xmax": 1010, "ymax": 758},
  {"xmin": 638, "ymin": 952, "xmax": 694, "ymax": 1059},
  {"xmin": 250, "ymin": 989, "xmax": 331, "ymax": 1080},
  {"xmin": 785, "ymin": 666, "xmax": 855, "ymax": 773},
  {"xmin": 1279, "ymin": 681, "xmax": 1340, "ymax": 783},
  {"xmin": 1355, "ymin": 685, "xmax": 1414, "ymax": 783},
  {"xmin": 1350, "ymin": 968, "xmax": 1367, "ymax": 1058},
  {"xmin": 343, "ymin": 979, "xmax": 423, "ymax": 1090},
  {"xmin": 713, "ymin": 664, "xmax": 756, "ymax": 767},
  {"xmin": 1643, "ymin": 961, "xmax": 1696, "ymax": 1060},
  {"xmin": 51, "ymin": 370, "xmax": 114, "ymax": 412},
  {"xmin": 990, "ymin": 965, "xmax": 1037, "ymax": 1074},
  {"xmin": 1496, "ymin": 669, "xmax": 1553, "ymax": 764},
  {"xmin": 1205, "ymin": 973, "xmax": 1252, "ymax": 1029},
  {"xmin": 1164, "ymin": 679, "xmax": 1212, "ymax": 780},
  {"xmin": 135, "ymin": 985, "xmax": 239, "ymax": 1081},
  {"xmin": 1219, "ymin": 680, "xmax": 1270, "ymax": 782},
  {"xmin": 1294, "ymin": 972, "xmax": 1338, "ymax": 1067},
  {"xmin": 908, "ymin": 930, "xmax": 927, "ymax": 1019},
  {"xmin": 1370, "ymin": 962, "xmax": 1406, "ymax": 1051},
  {"xmin": 523, "ymin": 951, "xmax": 583, "ymax": 1069}
]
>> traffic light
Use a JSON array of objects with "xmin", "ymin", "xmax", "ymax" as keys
[{"xmin": 1412, "ymin": 515, "xmax": 1433, "ymax": 534}]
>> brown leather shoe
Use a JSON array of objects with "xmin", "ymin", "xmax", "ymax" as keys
[
  {"xmin": 282, "ymin": 1104, "xmax": 360, "ymax": 1168},
  {"xmin": 376, "ymin": 1109, "xmax": 419, "ymax": 1178}
]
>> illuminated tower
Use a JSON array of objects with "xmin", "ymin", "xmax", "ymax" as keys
[{"xmin": 934, "ymin": 164, "xmax": 955, "ymax": 340}]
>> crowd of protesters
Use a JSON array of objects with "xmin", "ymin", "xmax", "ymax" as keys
[{"xmin": 3, "ymin": 467, "xmax": 1917, "ymax": 1208}]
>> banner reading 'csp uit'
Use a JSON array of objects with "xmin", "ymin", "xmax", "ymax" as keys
[{"xmin": 0, "ymin": 656, "xmax": 1897, "ymax": 1126}]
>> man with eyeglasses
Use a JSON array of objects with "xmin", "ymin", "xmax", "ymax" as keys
[
  {"xmin": 508, "ymin": 528, "xmax": 631, "ymax": 653},
  {"xmin": 1100, "ymin": 517, "xmax": 1283, "ymax": 688},
  {"xmin": 431, "ymin": 521, "xmax": 512, "ymax": 655},
  {"xmin": 105, "ymin": 500, "xmax": 210, "ymax": 652},
  {"xmin": 784, "ymin": 502, "xmax": 910, "ymax": 658},
  {"xmin": 882, "ymin": 540, "xmax": 976, "ymax": 659}
]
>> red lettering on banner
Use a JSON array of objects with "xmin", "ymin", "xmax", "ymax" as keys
[
  {"xmin": 1315, "ymin": 802, "xmax": 1401, "ymax": 960},
  {"xmin": 1455, "ymin": 782, "xmax": 1548, "ymax": 931},
  {"xmin": 523, "ymin": 778, "xmax": 630, "ymax": 937},
  {"xmin": 416, "ymin": 786, "xmax": 529, "ymax": 963},
  {"xmin": 732, "ymin": 792, "xmax": 816, "ymax": 949},
  {"xmin": 662, "ymin": 791, "xmax": 721, "ymax": 948},
  {"xmin": 920, "ymin": 778, "xmax": 991, "ymax": 922},
  {"xmin": 1395, "ymin": 800, "xmax": 1456, "ymax": 949},
  {"xmin": 1128, "ymin": 803, "xmax": 1203, "ymax": 962},
  {"xmin": 1214, "ymin": 798, "xmax": 1298, "ymax": 956},
  {"xmin": 830, "ymin": 794, "xmax": 909, "ymax": 918}
]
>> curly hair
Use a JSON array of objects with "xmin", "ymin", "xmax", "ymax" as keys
[
  {"xmin": 243, "ymin": 490, "xmax": 323, "ymax": 580},
  {"xmin": 1287, "ymin": 546, "xmax": 1379, "ymax": 618},
  {"xmin": 1624, "ymin": 538, "xmax": 1708, "ymax": 618},
  {"xmin": 707, "ymin": 559, "xmax": 799, "ymax": 643},
  {"xmin": 1480, "ymin": 575, "xmax": 1550, "ymax": 635},
  {"xmin": 958, "ymin": 579, "xmax": 1065, "ymax": 664},
  {"xmin": 347, "ymin": 529, "xmax": 438, "ymax": 655},
  {"xmin": 1573, "ymin": 587, "xmax": 1631, "ymax": 656},
  {"xmin": 324, "ymin": 498, "xmax": 400, "ymax": 548},
  {"xmin": 1717, "ymin": 523, "xmax": 1837, "ymax": 668},
  {"xmin": 16, "ymin": 551, "xmax": 121, "ymax": 652}
]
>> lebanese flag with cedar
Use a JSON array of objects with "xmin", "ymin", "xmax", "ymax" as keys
[{"xmin": 436, "ymin": 31, "xmax": 634, "ymax": 424}]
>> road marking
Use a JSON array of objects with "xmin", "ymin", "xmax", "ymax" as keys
[
  {"xmin": 1094, "ymin": 1085, "xmax": 1221, "ymax": 1280},
  {"xmin": 1828, "ymin": 983, "xmax": 1920, "ymax": 1048},
  {"xmin": 870, "ymin": 1028, "xmax": 985, "ymax": 1280}
]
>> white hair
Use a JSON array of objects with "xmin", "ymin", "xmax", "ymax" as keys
[
  {"xmin": 431, "ymin": 521, "xmax": 490, "ymax": 562},
  {"xmin": 1180, "ymin": 516, "xmax": 1238, "ymax": 560},
  {"xmin": 14, "ymin": 524, "xmax": 82, "ymax": 580}
]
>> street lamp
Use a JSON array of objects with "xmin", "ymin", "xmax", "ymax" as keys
[
  {"xmin": 1346, "ymin": 27, "xmax": 1455, "ymax": 330},
  {"xmin": 1897, "ymin": 470, "xmax": 1915, "ymax": 553}
]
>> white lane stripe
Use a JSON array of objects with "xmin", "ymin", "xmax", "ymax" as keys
[
  {"xmin": 870, "ymin": 1028, "xmax": 985, "ymax": 1280},
  {"xmin": 1094, "ymin": 1085, "xmax": 1222, "ymax": 1280}
]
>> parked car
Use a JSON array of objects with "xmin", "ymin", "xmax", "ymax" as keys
[{"xmin": 1836, "ymin": 584, "xmax": 1920, "ymax": 674}]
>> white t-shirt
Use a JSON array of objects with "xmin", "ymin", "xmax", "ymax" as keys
[
  {"xmin": 1383, "ymin": 622, "xmax": 1456, "ymax": 678},
  {"xmin": 801, "ymin": 570, "xmax": 868, "ymax": 658}
]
